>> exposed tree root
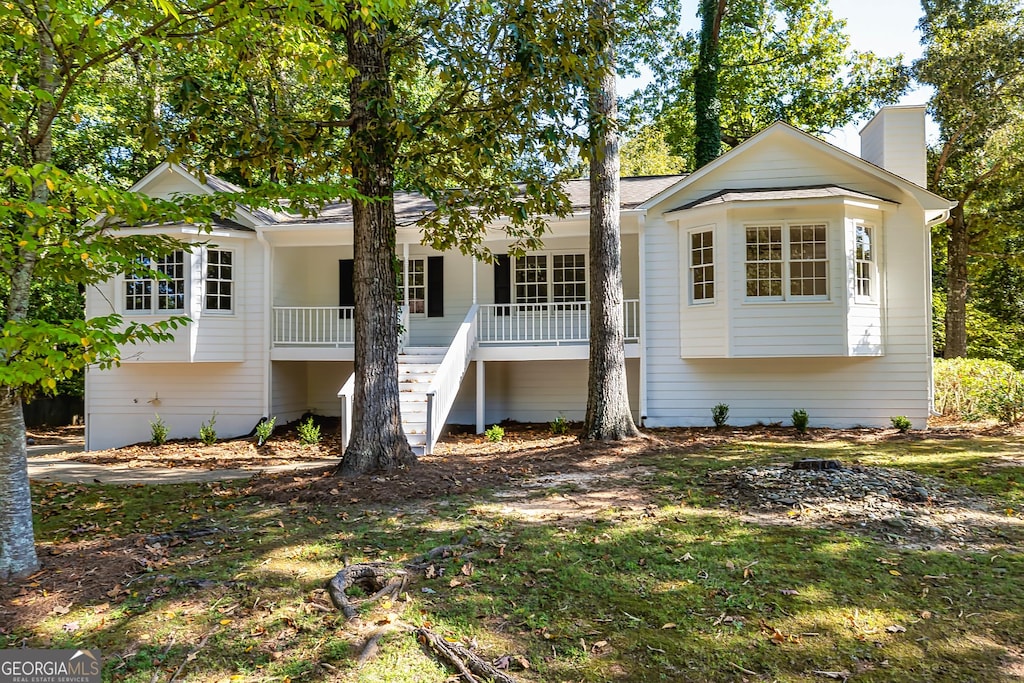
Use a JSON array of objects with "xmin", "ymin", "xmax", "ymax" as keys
[
  {"xmin": 414, "ymin": 627, "xmax": 517, "ymax": 683},
  {"xmin": 325, "ymin": 542, "xmax": 518, "ymax": 680},
  {"xmin": 326, "ymin": 562, "xmax": 409, "ymax": 620}
]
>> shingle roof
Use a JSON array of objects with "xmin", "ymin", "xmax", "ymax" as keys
[
  {"xmin": 670, "ymin": 185, "xmax": 899, "ymax": 212},
  {"xmin": 198, "ymin": 173, "xmax": 690, "ymax": 226}
]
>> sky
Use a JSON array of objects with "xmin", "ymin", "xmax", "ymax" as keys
[
  {"xmin": 824, "ymin": 0, "xmax": 931, "ymax": 153},
  {"xmin": 625, "ymin": 0, "xmax": 933, "ymax": 155}
]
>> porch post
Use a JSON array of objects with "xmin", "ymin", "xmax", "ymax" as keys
[
  {"xmin": 472, "ymin": 256, "xmax": 478, "ymax": 305},
  {"xmin": 637, "ymin": 218, "xmax": 648, "ymax": 425},
  {"xmin": 402, "ymin": 242, "xmax": 410, "ymax": 305},
  {"xmin": 475, "ymin": 359, "xmax": 485, "ymax": 433}
]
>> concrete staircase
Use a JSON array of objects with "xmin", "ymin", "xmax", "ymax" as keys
[{"xmin": 398, "ymin": 347, "xmax": 445, "ymax": 455}]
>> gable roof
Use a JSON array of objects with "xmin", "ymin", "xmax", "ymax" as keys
[
  {"xmin": 637, "ymin": 121, "xmax": 955, "ymax": 214},
  {"xmin": 670, "ymin": 184, "xmax": 898, "ymax": 213}
]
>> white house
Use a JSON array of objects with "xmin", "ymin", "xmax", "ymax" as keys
[{"xmin": 83, "ymin": 105, "xmax": 955, "ymax": 453}]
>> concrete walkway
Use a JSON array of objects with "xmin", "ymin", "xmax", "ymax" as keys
[{"xmin": 27, "ymin": 446, "xmax": 338, "ymax": 485}]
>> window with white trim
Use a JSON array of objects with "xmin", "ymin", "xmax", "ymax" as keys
[
  {"xmin": 855, "ymin": 224, "xmax": 875, "ymax": 300},
  {"xmin": 204, "ymin": 249, "xmax": 234, "ymax": 312},
  {"xmin": 514, "ymin": 253, "xmax": 586, "ymax": 306},
  {"xmin": 400, "ymin": 258, "xmax": 426, "ymax": 314},
  {"xmin": 745, "ymin": 222, "xmax": 828, "ymax": 300},
  {"xmin": 689, "ymin": 229, "xmax": 715, "ymax": 303},
  {"xmin": 125, "ymin": 251, "xmax": 186, "ymax": 313}
]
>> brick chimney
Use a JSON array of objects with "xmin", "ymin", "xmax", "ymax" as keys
[{"xmin": 859, "ymin": 105, "xmax": 927, "ymax": 188}]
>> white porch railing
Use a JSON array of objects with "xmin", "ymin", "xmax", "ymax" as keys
[
  {"xmin": 273, "ymin": 306, "xmax": 354, "ymax": 347},
  {"xmin": 424, "ymin": 305, "xmax": 479, "ymax": 454},
  {"xmin": 477, "ymin": 299, "xmax": 640, "ymax": 345}
]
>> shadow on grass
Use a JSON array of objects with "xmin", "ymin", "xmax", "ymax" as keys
[{"xmin": 5, "ymin": 463, "xmax": 1024, "ymax": 683}]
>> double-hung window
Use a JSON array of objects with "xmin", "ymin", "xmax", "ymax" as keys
[
  {"xmin": 689, "ymin": 229, "xmax": 715, "ymax": 303},
  {"xmin": 745, "ymin": 223, "xmax": 828, "ymax": 300},
  {"xmin": 854, "ymin": 224, "xmax": 876, "ymax": 301},
  {"xmin": 125, "ymin": 251, "xmax": 186, "ymax": 314},
  {"xmin": 400, "ymin": 258, "xmax": 426, "ymax": 315},
  {"xmin": 514, "ymin": 253, "xmax": 586, "ymax": 307},
  {"xmin": 204, "ymin": 249, "xmax": 234, "ymax": 313}
]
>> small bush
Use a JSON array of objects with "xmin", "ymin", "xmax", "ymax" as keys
[
  {"xmin": 150, "ymin": 415, "xmax": 169, "ymax": 446},
  {"xmin": 298, "ymin": 417, "xmax": 321, "ymax": 446},
  {"xmin": 891, "ymin": 415, "xmax": 912, "ymax": 432},
  {"xmin": 711, "ymin": 403, "xmax": 730, "ymax": 429},
  {"xmin": 255, "ymin": 416, "xmax": 277, "ymax": 446},
  {"xmin": 485, "ymin": 424, "xmax": 505, "ymax": 442},
  {"xmin": 199, "ymin": 412, "xmax": 218, "ymax": 445},
  {"xmin": 934, "ymin": 358, "xmax": 1024, "ymax": 423},
  {"xmin": 791, "ymin": 409, "xmax": 809, "ymax": 434},
  {"xmin": 549, "ymin": 415, "xmax": 570, "ymax": 435}
]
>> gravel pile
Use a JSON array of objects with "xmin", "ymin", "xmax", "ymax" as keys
[{"xmin": 708, "ymin": 462, "xmax": 994, "ymax": 545}]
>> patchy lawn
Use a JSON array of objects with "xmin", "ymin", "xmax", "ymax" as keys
[{"xmin": 6, "ymin": 424, "xmax": 1024, "ymax": 682}]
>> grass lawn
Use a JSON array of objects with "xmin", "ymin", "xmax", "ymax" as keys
[{"xmin": 4, "ymin": 428, "xmax": 1023, "ymax": 682}]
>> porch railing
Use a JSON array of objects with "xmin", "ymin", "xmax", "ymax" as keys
[
  {"xmin": 273, "ymin": 306, "xmax": 355, "ymax": 347},
  {"xmin": 477, "ymin": 299, "xmax": 640, "ymax": 345},
  {"xmin": 424, "ymin": 305, "xmax": 479, "ymax": 455}
]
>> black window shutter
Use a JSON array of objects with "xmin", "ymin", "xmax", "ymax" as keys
[
  {"xmin": 494, "ymin": 255, "xmax": 511, "ymax": 305},
  {"xmin": 427, "ymin": 256, "xmax": 444, "ymax": 318},
  {"xmin": 338, "ymin": 259, "xmax": 354, "ymax": 318}
]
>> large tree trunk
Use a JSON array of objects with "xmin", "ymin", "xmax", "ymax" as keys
[
  {"xmin": 338, "ymin": 9, "xmax": 415, "ymax": 475},
  {"xmin": 581, "ymin": 0, "xmax": 639, "ymax": 442},
  {"xmin": 943, "ymin": 203, "xmax": 968, "ymax": 358},
  {"xmin": 694, "ymin": 0, "xmax": 727, "ymax": 168}
]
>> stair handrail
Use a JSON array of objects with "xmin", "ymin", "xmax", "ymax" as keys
[
  {"xmin": 336, "ymin": 372, "xmax": 356, "ymax": 452},
  {"xmin": 424, "ymin": 304, "xmax": 479, "ymax": 454}
]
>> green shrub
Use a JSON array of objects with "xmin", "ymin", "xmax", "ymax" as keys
[
  {"xmin": 485, "ymin": 424, "xmax": 505, "ymax": 442},
  {"xmin": 934, "ymin": 357, "xmax": 1024, "ymax": 423},
  {"xmin": 199, "ymin": 412, "xmax": 218, "ymax": 445},
  {"xmin": 711, "ymin": 403, "xmax": 730, "ymax": 429},
  {"xmin": 549, "ymin": 415, "xmax": 570, "ymax": 435},
  {"xmin": 791, "ymin": 409, "xmax": 809, "ymax": 434},
  {"xmin": 891, "ymin": 415, "xmax": 912, "ymax": 432},
  {"xmin": 150, "ymin": 414, "xmax": 169, "ymax": 446},
  {"xmin": 298, "ymin": 417, "xmax": 321, "ymax": 446},
  {"xmin": 255, "ymin": 416, "xmax": 277, "ymax": 446}
]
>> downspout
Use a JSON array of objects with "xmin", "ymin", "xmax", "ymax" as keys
[
  {"xmin": 925, "ymin": 207, "xmax": 953, "ymax": 418},
  {"xmin": 637, "ymin": 214, "xmax": 648, "ymax": 426},
  {"xmin": 256, "ymin": 228, "xmax": 273, "ymax": 423}
]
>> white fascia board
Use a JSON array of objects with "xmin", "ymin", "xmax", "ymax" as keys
[{"xmin": 665, "ymin": 195, "xmax": 898, "ymax": 218}]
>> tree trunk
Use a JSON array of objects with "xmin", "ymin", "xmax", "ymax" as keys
[
  {"xmin": 694, "ymin": 0, "xmax": 727, "ymax": 168},
  {"xmin": 581, "ymin": 0, "xmax": 640, "ymax": 442},
  {"xmin": 943, "ymin": 203, "xmax": 969, "ymax": 358},
  {"xmin": 0, "ymin": 0, "xmax": 56, "ymax": 580},
  {"xmin": 0, "ymin": 391, "xmax": 39, "ymax": 580},
  {"xmin": 338, "ymin": 9, "xmax": 415, "ymax": 475}
]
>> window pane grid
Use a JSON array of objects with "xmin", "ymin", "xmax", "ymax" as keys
[
  {"xmin": 788, "ymin": 224, "xmax": 827, "ymax": 297},
  {"xmin": 690, "ymin": 230, "xmax": 715, "ymax": 302},
  {"xmin": 745, "ymin": 225, "xmax": 783, "ymax": 297},
  {"xmin": 205, "ymin": 249, "xmax": 233, "ymax": 312},
  {"xmin": 515, "ymin": 255, "xmax": 549, "ymax": 304},
  {"xmin": 125, "ymin": 252, "xmax": 185, "ymax": 313},
  {"xmin": 552, "ymin": 253, "xmax": 586, "ymax": 303},
  {"xmin": 400, "ymin": 259, "xmax": 426, "ymax": 314},
  {"xmin": 855, "ymin": 225, "xmax": 874, "ymax": 299}
]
